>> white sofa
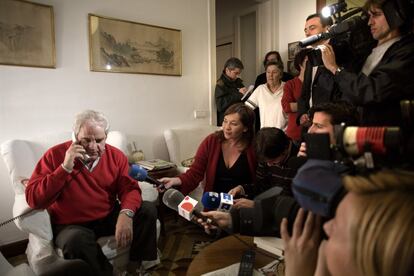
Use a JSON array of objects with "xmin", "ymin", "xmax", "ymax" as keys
[
  {"xmin": 0, "ymin": 131, "xmax": 159, "ymax": 275},
  {"xmin": 163, "ymin": 125, "xmax": 220, "ymax": 200}
]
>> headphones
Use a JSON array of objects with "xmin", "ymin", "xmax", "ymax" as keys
[{"xmin": 382, "ymin": 0, "xmax": 414, "ymax": 29}]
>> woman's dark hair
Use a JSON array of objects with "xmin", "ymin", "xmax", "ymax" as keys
[
  {"xmin": 255, "ymin": 127, "xmax": 290, "ymax": 161},
  {"xmin": 263, "ymin": 51, "xmax": 282, "ymax": 67},
  {"xmin": 294, "ymin": 48, "xmax": 312, "ymax": 71},
  {"xmin": 216, "ymin": 103, "xmax": 255, "ymax": 148}
]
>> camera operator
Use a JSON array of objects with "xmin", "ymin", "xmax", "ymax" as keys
[
  {"xmin": 320, "ymin": 0, "xmax": 414, "ymax": 126},
  {"xmin": 297, "ymin": 13, "xmax": 336, "ymax": 129},
  {"xmin": 298, "ymin": 101, "xmax": 359, "ymax": 157},
  {"xmin": 281, "ymin": 169, "xmax": 414, "ymax": 276}
]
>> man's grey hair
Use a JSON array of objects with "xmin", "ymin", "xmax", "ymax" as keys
[
  {"xmin": 72, "ymin": 110, "xmax": 110, "ymax": 135},
  {"xmin": 223, "ymin": 57, "xmax": 244, "ymax": 71}
]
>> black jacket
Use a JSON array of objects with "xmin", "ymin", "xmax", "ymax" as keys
[
  {"xmin": 297, "ymin": 63, "xmax": 339, "ymax": 125},
  {"xmin": 336, "ymin": 33, "xmax": 414, "ymax": 126},
  {"xmin": 215, "ymin": 73, "xmax": 244, "ymax": 126}
]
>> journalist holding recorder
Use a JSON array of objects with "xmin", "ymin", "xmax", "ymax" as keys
[
  {"xmin": 319, "ymin": 0, "xmax": 414, "ymax": 126},
  {"xmin": 25, "ymin": 110, "xmax": 158, "ymax": 276}
]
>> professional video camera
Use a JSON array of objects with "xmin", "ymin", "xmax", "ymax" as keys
[
  {"xmin": 300, "ymin": 0, "xmax": 376, "ymax": 69},
  {"xmin": 305, "ymin": 100, "xmax": 414, "ymax": 171}
]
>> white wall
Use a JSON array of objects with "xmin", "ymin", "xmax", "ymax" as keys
[
  {"xmin": 0, "ymin": 0, "xmax": 215, "ymax": 245},
  {"xmin": 277, "ymin": 0, "xmax": 316, "ymax": 66}
]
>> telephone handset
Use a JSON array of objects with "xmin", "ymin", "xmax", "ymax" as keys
[{"xmin": 71, "ymin": 131, "xmax": 91, "ymax": 162}]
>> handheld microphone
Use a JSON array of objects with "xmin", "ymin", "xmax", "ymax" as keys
[
  {"xmin": 201, "ymin": 192, "xmax": 234, "ymax": 211},
  {"xmin": 129, "ymin": 164, "xmax": 165, "ymax": 189},
  {"xmin": 163, "ymin": 189, "xmax": 256, "ymax": 251},
  {"xmin": 162, "ymin": 189, "xmax": 213, "ymax": 223}
]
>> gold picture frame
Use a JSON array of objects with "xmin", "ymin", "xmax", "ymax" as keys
[
  {"xmin": 88, "ymin": 14, "xmax": 182, "ymax": 76},
  {"xmin": 288, "ymin": 41, "xmax": 300, "ymax": 60},
  {"xmin": 0, "ymin": 0, "xmax": 56, "ymax": 68}
]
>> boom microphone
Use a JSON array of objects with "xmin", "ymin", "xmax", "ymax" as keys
[{"xmin": 129, "ymin": 164, "xmax": 165, "ymax": 189}]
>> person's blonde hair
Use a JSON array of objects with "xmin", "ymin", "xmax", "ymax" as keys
[{"xmin": 343, "ymin": 170, "xmax": 414, "ymax": 276}]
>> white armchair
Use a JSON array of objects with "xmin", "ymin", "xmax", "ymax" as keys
[
  {"xmin": 163, "ymin": 125, "xmax": 220, "ymax": 200},
  {"xmin": 0, "ymin": 131, "xmax": 160, "ymax": 275}
]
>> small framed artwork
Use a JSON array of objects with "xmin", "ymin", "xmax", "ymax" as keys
[
  {"xmin": 288, "ymin": 41, "xmax": 300, "ymax": 60},
  {"xmin": 89, "ymin": 14, "xmax": 182, "ymax": 76},
  {"xmin": 287, "ymin": 60, "xmax": 299, "ymax": 76},
  {"xmin": 0, "ymin": 0, "xmax": 56, "ymax": 68}
]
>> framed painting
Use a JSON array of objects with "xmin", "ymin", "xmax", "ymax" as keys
[
  {"xmin": 89, "ymin": 14, "xmax": 182, "ymax": 76},
  {"xmin": 287, "ymin": 60, "xmax": 299, "ymax": 76},
  {"xmin": 288, "ymin": 41, "xmax": 300, "ymax": 60},
  {"xmin": 0, "ymin": 0, "xmax": 56, "ymax": 68}
]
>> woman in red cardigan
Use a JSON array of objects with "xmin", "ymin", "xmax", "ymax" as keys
[{"xmin": 160, "ymin": 103, "xmax": 256, "ymax": 196}]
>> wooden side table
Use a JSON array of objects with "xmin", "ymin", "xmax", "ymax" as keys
[{"xmin": 187, "ymin": 235, "xmax": 275, "ymax": 275}]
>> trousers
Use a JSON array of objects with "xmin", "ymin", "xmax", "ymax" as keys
[{"xmin": 53, "ymin": 201, "xmax": 158, "ymax": 276}]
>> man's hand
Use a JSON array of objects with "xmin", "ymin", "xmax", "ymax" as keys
[
  {"xmin": 228, "ymin": 185, "xmax": 244, "ymax": 197},
  {"xmin": 281, "ymin": 208, "xmax": 322, "ymax": 276},
  {"xmin": 238, "ymin": 87, "xmax": 248, "ymax": 95},
  {"xmin": 298, "ymin": 142, "xmax": 307, "ymax": 157},
  {"xmin": 233, "ymin": 198, "xmax": 254, "ymax": 209},
  {"xmin": 115, "ymin": 213, "xmax": 133, "ymax": 248},
  {"xmin": 198, "ymin": 211, "xmax": 231, "ymax": 234},
  {"xmin": 320, "ymin": 43, "xmax": 339, "ymax": 75},
  {"xmin": 62, "ymin": 142, "xmax": 87, "ymax": 171},
  {"xmin": 299, "ymin": 114, "xmax": 311, "ymax": 127},
  {"xmin": 159, "ymin": 177, "xmax": 182, "ymax": 189}
]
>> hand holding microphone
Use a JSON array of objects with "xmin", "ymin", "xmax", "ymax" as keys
[{"xmin": 129, "ymin": 164, "xmax": 165, "ymax": 190}]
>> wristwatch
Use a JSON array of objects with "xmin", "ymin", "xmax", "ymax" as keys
[
  {"xmin": 335, "ymin": 67, "xmax": 344, "ymax": 75},
  {"xmin": 120, "ymin": 209, "xmax": 134, "ymax": 218}
]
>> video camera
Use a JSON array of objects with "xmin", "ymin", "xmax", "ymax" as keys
[
  {"xmin": 305, "ymin": 100, "xmax": 414, "ymax": 171},
  {"xmin": 300, "ymin": 0, "xmax": 376, "ymax": 69}
]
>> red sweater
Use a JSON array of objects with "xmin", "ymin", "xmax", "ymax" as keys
[
  {"xmin": 282, "ymin": 77, "xmax": 303, "ymax": 141},
  {"xmin": 178, "ymin": 133, "xmax": 256, "ymax": 195},
  {"xmin": 26, "ymin": 141, "xmax": 142, "ymax": 225}
]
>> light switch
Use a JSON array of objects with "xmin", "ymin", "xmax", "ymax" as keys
[{"xmin": 194, "ymin": 110, "xmax": 208, "ymax": 119}]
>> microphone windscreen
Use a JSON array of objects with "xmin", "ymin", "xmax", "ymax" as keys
[
  {"xmin": 201, "ymin": 192, "xmax": 221, "ymax": 209},
  {"xmin": 129, "ymin": 164, "xmax": 147, "ymax": 181},
  {"xmin": 162, "ymin": 189, "xmax": 185, "ymax": 212}
]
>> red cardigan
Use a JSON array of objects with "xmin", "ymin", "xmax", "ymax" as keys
[
  {"xmin": 282, "ymin": 77, "xmax": 303, "ymax": 141},
  {"xmin": 26, "ymin": 141, "xmax": 142, "ymax": 225},
  {"xmin": 178, "ymin": 133, "xmax": 257, "ymax": 195}
]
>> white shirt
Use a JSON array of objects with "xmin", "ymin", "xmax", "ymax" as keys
[
  {"xmin": 361, "ymin": 36, "xmax": 401, "ymax": 76},
  {"xmin": 246, "ymin": 82, "xmax": 287, "ymax": 130}
]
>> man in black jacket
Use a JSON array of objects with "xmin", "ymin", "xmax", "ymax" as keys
[
  {"xmin": 320, "ymin": 0, "xmax": 414, "ymax": 126},
  {"xmin": 297, "ymin": 13, "xmax": 335, "ymax": 129},
  {"xmin": 215, "ymin": 57, "xmax": 248, "ymax": 126}
]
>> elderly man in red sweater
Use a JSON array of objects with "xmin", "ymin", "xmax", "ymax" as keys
[{"xmin": 26, "ymin": 110, "xmax": 157, "ymax": 276}]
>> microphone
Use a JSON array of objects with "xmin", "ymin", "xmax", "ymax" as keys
[
  {"xmin": 163, "ymin": 189, "xmax": 256, "ymax": 250},
  {"xmin": 201, "ymin": 192, "xmax": 234, "ymax": 211},
  {"xmin": 163, "ymin": 189, "xmax": 214, "ymax": 223},
  {"xmin": 129, "ymin": 164, "xmax": 165, "ymax": 189}
]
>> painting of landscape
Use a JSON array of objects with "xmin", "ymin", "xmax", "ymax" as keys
[
  {"xmin": 0, "ymin": 0, "xmax": 55, "ymax": 68},
  {"xmin": 89, "ymin": 14, "xmax": 181, "ymax": 76}
]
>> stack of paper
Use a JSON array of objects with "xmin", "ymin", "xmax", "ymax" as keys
[
  {"xmin": 253, "ymin": 236, "xmax": 284, "ymax": 257},
  {"xmin": 136, "ymin": 159, "xmax": 175, "ymax": 171}
]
